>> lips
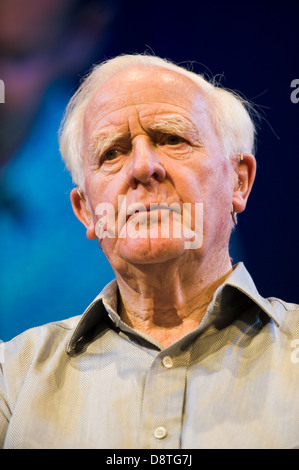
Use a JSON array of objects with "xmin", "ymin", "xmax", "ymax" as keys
[
  {"xmin": 115, "ymin": 196, "xmax": 184, "ymax": 239},
  {"xmin": 126, "ymin": 201, "xmax": 182, "ymax": 221}
]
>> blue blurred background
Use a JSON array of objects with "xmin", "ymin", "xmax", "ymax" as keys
[{"xmin": 0, "ymin": 0, "xmax": 298, "ymax": 341}]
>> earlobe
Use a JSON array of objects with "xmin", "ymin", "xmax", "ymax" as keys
[
  {"xmin": 70, "ymin": 188, "xmax": 97, "ymax": 240},
  {"xmin": 232, "ymin": 153, "xmax": 256, "ymax": 214}
]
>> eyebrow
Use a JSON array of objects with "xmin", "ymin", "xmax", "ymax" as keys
[
  {"xmin": 88, "ymin": 130, "xmax": 127, "ymax": 164},
  {"xmin": 147, "ymin": 115, "xmax": 203, "ymax": 144},
  {"xmin": 88, "ymin": 114, "xmax": 203, "ymax": 163}
]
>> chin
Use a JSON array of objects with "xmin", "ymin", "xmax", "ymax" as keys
[{"xmin": 118, "ymin": 237, "xmax": 186, "ymax": 265}]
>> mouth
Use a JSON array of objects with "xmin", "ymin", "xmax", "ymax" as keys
[{"xmin": 126, "ymin": 201, "xmax": 182, "ymax": 222}]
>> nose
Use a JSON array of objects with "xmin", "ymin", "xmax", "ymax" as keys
[{"xmin": 126, "ymin": 136, "xmax": 166, "ymax": 188}]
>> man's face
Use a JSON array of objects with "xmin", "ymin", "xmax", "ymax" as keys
[{"xmin": 75, "ymin": 66, "xmax": 237, "ymax": 271}]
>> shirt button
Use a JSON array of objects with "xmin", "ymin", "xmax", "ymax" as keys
[
  {"xmin": 162, "ymin": 355, "xmax": 173, "ymax": 368},
  {"xmin": 153, "ymin": 426, "xmax": 167, "ymax": 439}
]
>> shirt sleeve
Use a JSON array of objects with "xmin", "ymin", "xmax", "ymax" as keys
[{"xmin": 0, "ymin": 350, "xmax": 11, "ymax": 448}]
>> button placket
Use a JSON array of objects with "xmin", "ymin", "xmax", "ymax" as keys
[{"xmin": 138, "ymin": 348, "xmax": 189, "ymax": 448}]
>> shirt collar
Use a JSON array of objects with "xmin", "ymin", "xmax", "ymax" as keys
[
  {"xmin": 214, "ymin": 262, "xmax": 281, "ymax": 327},
  {"xmin": 66, "ymin": 262, "xmax": 280, "ymax": 354},
  {"xmin": 66, "ymin": 280, "xmax": 118, "ymax": 354}
]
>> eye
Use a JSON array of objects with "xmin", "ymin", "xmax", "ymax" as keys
[
  {"xmin": 164, "ymin": 134, "xmax": 186, "ymax": 145},
  {"xmin": 103, "ymin": 148, "xmax": 121, "ymax": 161}
]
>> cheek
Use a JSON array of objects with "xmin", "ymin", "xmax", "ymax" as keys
[
  {"xmin": 208, "ymin": 170, "xmax": 235, "ymax": 233},
  {"xmin": 180, "ymin": 158, "xmax": 233, "ymax": 225},
  {"xmin": 173, "ymin": 156, "xmax": 231, "ymax": 201},
  {"xmin": 84, "ymin": 169, "xmax": 111, "ymax": 204},
  {"xmin": 84, "ymin": 174, "xmax": 126, "ymax": 234},
  {"xmin": 210, "ymin": 168, "xmax": 234, "ymax": 215}
]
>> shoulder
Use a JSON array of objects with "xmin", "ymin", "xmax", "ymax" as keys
[
  {"xmin": 0, "ymin": 315, "xmax": 83, "ymax": 443},
  {"xmin": 1, "ymin": 280, "xmax": 116, "ymax": 375},
  {"xmin": 1, "ymin": 315, "xmax": 81, "ymax": 380},
  {"xmin": 3, "ymin": 315, "xmax": 81, "ymax": 347}
]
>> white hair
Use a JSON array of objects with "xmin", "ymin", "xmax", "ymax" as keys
[{"xmin": 59, "ymin": 53, "xmax": 257, "ymax": 190}]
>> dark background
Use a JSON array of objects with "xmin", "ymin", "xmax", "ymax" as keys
[{"xmin": 0, "ymin": 0, "xmax": 298, "ymax": 341}]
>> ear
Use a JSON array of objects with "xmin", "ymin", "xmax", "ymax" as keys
[
  {"xmin": 232, "ymin": 153, "xmax": 256, "ymax": 214},
  {"xmin": 70, "ymin": 188, "xmax": 97, "ymax": 240}
]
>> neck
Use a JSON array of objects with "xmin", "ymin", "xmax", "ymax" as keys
[{"xmin": 115, "ymin": 251, "xmax": 232, "ymax": 348}]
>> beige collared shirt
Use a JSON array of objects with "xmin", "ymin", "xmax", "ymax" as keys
[{"xmin": 1, "ymin": 262, "xmax": 299, "ymax": 449}]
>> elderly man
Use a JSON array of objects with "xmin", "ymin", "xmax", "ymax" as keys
[{"xmin": 1, "ymin": 54, "xmax": 299, "ymax": 449}]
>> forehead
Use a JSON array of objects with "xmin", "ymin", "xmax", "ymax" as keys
[{"xmin": 83, "ymin": 66, "xmax": 210, "ymax": 135}]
